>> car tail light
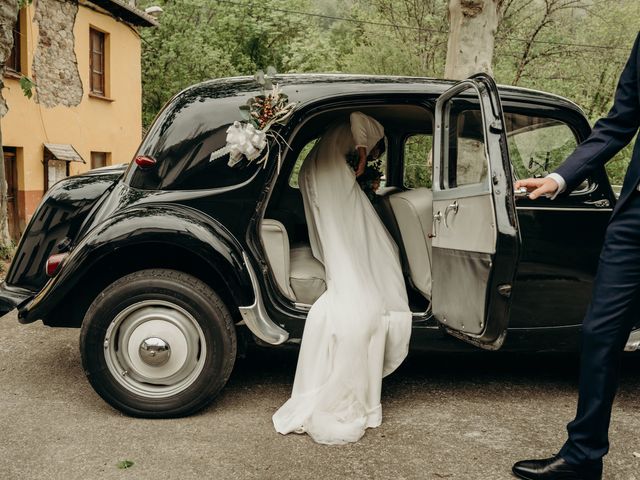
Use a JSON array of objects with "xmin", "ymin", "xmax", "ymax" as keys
[
  {"xmin": 45, "ymin": 253, "xmax": 69, "ymax": 277},
  {"xmin": 134, "ymin": 155, "xmax": 157, "ymax": 169}
]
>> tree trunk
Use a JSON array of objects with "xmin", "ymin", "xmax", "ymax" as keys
[
  {"xmin": 445, "ymin": 0, "xmax": 503, "ymax": 80},
  {"xmin": 0, "ymin": 0, "xmax": 20, "ymax": 247}
]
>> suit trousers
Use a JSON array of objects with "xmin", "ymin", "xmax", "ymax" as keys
[{"xmin": 560, "ymin": 189, "xmax": 640, "ymax": 464}]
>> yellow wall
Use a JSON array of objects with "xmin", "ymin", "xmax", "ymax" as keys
[{"xmin": 1, "ymin": 3, "xmax": 142, "ymax": 230}]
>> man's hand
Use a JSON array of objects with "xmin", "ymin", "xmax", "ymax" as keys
[{"xmin": 514, "ymin": 177, "xmax": 559, "ymax": 200}]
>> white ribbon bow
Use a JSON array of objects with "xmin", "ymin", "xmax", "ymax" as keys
[{"xmin": 210, "ymin": 121, "xmax": 267, "ymax": 167}]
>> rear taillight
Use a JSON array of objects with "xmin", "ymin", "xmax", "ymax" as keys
[
  {"xmin": 45, "ymin": 253, "xmax": 69, "ymax": 277},
  {"xmin": 135, "ymin": 155, "xmax": 157, "ymax": 169}
]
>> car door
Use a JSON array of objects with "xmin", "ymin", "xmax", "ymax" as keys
[{"xmin": 431, "ymin": 73, "xmax": 521, "ymax": 350}]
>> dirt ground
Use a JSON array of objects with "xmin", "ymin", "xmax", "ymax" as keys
[{"xmin": 1, "ymin": 311, "xmax": 639, "ymax": 480}]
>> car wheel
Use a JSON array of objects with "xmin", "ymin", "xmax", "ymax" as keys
[{"xmin": 80, "ymin": 268, "xmax": 236, "ymax": 418}]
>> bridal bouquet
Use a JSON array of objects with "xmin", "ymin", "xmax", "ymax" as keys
[
  {"xmin": 211, "ymin": 68, "xmax": 296, "ymax": 169},
  {"xmin": 347, "ymin": 152, "xmax": 384, "ymax": 203}
]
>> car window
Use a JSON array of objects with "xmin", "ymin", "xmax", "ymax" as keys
[
  {"xmin": 440, "ymin": 106, "xmax": 490, "ymax": 190},
  {"xmin": 505, "ymin": 113, "xmax": 578, "ymax": 182},
  {"xmin": 289, "ymin": 139, "xmax": 318, "ymax": 188},
  {"xmin": 439, "ymin": 106, "xmax": 583, "ymax": 193},
  {"xmin": 403, "ymin": 134, "xmax": 433, "ymax": 188}
]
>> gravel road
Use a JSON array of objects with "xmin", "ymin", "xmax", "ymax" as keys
[{"xmin": 1, "ymin": 311, "xmax": 639, "ymax": 480}]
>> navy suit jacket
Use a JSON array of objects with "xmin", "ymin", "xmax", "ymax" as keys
[{"xmin": 555, "ymin": 32, "xmax": 640, "ymax": 215}]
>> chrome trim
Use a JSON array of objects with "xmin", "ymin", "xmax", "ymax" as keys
[
  {"xmin": 516, "ymin": 206, "xmax": 613, "ymax": 212},
  {"xmin": 584, "ymin": 199, "xmax": 611, "ymax": 208},
  {"xmin": 238, "ymin": 252, "xmax": 289, "ymax": 345},
  {"xmin": 139, "ymin": 337, "xmax": 171, "ymax": 366},
  {"xmin": 624, "ymin": 328, "xmax": 640, "ymax": 352},
  {"xmin": 444, "ymin": 200, "xmax": 459, "ymax": 228},
  {"xmin": 294, "ymin": 302, "xmax": 312, "ymax": 311}
]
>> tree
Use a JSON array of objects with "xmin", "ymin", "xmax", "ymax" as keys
[
  {"xmin": 139, "ymin": 0, "xmax": 318, "ymax": 127},
  {"xmin": 344, "ymin": 0, "xmax": 448, "ymax": 77},
  {"xmin": 0, "ymin": 0, "xmax": 20, "ymax": 248},
  {"xmin": 444, "ymin": 0, "xmax": 504, "ymax": 79}
]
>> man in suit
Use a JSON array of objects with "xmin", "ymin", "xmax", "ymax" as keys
[{"xmin": 512, "ymin": 32, "xmax": 640, "ymax": 480}]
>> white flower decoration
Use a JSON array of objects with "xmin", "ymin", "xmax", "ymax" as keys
[{"xmin": 225, "ymin": 122, "xmax": 267, "ymax": 167}]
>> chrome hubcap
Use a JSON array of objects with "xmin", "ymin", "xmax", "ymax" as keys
[
  {"xmin": 103, "ymin": 300, "xmax": 207, "ymax": 398},
  {"xmin": 139, "ymin": 337, "xmax": 171, "ymax": 366}
]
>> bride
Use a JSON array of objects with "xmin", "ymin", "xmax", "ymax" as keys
[{"xmin": 272, "ymin": 111, "xmax": 412, "ymax": 445}]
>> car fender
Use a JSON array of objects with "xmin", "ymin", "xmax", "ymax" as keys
[{"xmin": 19, "ymin": 203, "xmax": 289, "ymax": 344}]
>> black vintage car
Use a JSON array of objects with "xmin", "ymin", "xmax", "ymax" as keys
[{"xmin": 1, "ymin": 73, "xmax": 636, "ymax": 417}]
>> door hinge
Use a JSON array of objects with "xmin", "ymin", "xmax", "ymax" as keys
[{"xmin": 497, "ymin": 284, "xmax": 512, "ymax": 298}]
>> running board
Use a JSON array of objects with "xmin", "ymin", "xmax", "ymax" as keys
[{"xmin": 238, "ymin": 252, "xmax": 289, "ymax": 345}]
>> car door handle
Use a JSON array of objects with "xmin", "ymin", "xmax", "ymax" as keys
[
  {"xmin": 444, "ymin": 201, "xmax": 459, "ymax": 228},
  {"xmin": 432, "ymin": 211, "xmax": 442, "ymax": 238}
]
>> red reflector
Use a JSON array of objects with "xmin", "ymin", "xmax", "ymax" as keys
[
  {"xmin": 135, "ymin": 155, "xmax": 157, "ymax": 169},
  {"xmin": 45, "ymin": 253, "xmax": 69, "ymax": 277}
]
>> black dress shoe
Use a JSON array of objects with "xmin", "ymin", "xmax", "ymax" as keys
[{"xmin": 512, "ymin": 455, "xmax": 602, "ymax": 480}]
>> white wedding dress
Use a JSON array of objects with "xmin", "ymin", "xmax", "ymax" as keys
[{"xmin": 272, "ymin": 112, "xmax": 412, "ymax": 445}]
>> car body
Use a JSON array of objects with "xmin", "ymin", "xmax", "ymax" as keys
[{"xmin": 1, "ymin": 73, "xmax": 636, "ymax": 417}]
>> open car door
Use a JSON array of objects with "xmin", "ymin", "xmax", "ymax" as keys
[{"xmin": 431, "ymin": 73, "xmax": 521, "ymax": 350}]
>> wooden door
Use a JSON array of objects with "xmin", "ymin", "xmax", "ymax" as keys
[{"xmin": 3, "ymin": 149, "xmax": 19, "ymax": 242}]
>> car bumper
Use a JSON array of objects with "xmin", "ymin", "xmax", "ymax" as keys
[
  {"xmin": 625, "ymin": 328, "xmax": 640, "ymax": 352},
  {"xmin": 0, "ymin": 282, "xmax": 35, "ymax": 317}
]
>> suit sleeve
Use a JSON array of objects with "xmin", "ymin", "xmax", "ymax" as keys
[{"xmin": 553, "ymin": 32, "xmax": 640, "ymax": 193}]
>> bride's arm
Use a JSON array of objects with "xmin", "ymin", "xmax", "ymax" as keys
[{"xmin": 355, "ymin": 146, "xmax": 367, "ymax": 177}]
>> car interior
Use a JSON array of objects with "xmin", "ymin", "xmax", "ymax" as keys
[
  {"xmin": 261, "ymin": 104, "xmax": 435, "ymax": 313},
  {"xmin": 258, "ymin": 99, "xmax": 588, "ymax": 316}
]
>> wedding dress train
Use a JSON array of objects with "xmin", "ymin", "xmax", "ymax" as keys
[{"xmin": 272, "ymin": 112, "xmax": 412, "ymax": 445}]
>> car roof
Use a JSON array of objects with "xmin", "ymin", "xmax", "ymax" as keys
[{"xmin": 180, "ymin": 73, "xmax": 585, "ymax": 116}]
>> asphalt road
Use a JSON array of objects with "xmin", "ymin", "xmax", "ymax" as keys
[{"xmin": 1, "ymin": 311, "xmax": 639, "ymax": 480}]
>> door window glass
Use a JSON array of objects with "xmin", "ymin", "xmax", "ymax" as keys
[
  {"xmin": 505, "ymin": 114, "xmax": 578, "ymax": 180},
  {"xmin": 403, "ymin": 134, "xmax": 433, "ymax": 188},
  {"xmin": 440, "ymin": 101, "xmax": 490, "ymax": 190}
]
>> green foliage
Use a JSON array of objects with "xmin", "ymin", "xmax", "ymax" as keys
[
  {"xmin": 139, "ymin": 0, "xmax": 640, "ymax": 184},
  {"xmin": 19, "ymin": 76, "xmax": 35, "ymax": 99},
  {"xmin": 0, "ymin": 241, "xmax": 15, "ymax": 261},
  {"xmin": 138, "ymin": 0, "xmax": 318, "ymax": 126},
  {"xmin": 116, "ymin": 460, "xmax": 134, "ymax": 470},
  {"xmin": 404, "ymin": 134, "xmax": 433, "ymax": 189},
  {"xmin": 289, "ymin": 139, "xmax": 317, "ymax": 188}
]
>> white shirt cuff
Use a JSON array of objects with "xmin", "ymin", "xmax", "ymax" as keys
[{"xmin": 546, "ymin": 173, "xmax": 566, "ymax": 199}]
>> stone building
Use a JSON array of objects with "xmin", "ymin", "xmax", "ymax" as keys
[{"xmin": 2, "ymin": 0, "xmax": 156, "ymax": 240}]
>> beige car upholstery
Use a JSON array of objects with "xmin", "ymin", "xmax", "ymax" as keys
[
  {"xmin": 289, "ymin": 244, "xmax": 327, "ymax": 305},
  {"xmin": 388, "ymin": 188, "xmax": 433, "ymax": 299},
  {"xmin": 261, "ymin": 219, "xmax": 327, "ymax": 305},
  {"xmin": 261, "ymin": 219, "xmax": 296, "ymax": 300}
]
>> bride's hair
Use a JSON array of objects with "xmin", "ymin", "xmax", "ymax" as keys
[{"xmin": 371, "ymin": 138, "xmax": 386, "ymax": 159}]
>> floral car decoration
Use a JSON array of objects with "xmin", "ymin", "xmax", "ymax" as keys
[{"xmin": 210, "ymin": 68, "xmax": 296, "ymax": 170}]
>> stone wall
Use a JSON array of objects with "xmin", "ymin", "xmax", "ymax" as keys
[
  {"xmin": 33, "ymin": 0, "xmax": 83, "ymax": 108},
  {"xmin": 0, "ymin": 0, "xmax": 20, "ymax": 117}
]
